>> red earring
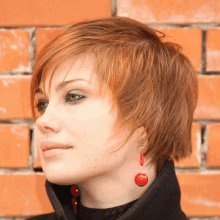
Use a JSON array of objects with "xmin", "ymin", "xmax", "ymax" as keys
[{"xmin": 134, "ymin": 139, "xmax": 149, "ymax": 187}]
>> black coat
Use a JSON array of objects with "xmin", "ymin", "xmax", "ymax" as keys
[{"xmin": 27, "ymin": 160, "xmax": 188, "ymax": 220}]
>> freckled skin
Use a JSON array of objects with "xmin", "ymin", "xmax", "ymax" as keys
[{"xmin": 35, "ymin": 55, "xmax": 157, "ymax": 208}]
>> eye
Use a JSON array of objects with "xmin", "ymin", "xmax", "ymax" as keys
[
  {"xmin": 35, "ymin": 99, "xmax": 48, "ymax": 113},
  {"xmin": 65, "ymin": 91, "xmax": 87, "ymax": 104},
  {"xmin": 34, "ymin": 91, "xmax": 87, "ymax": 113}
]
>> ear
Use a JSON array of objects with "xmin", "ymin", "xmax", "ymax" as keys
[{"xmin": 136, "ymin": 125, "xmax": 148, "ymax": 146}]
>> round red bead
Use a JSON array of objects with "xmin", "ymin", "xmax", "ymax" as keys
[{"xmin": 134, "ymin": 173, "xmax": 148, "ymax": 187}]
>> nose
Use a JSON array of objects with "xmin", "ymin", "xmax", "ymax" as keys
[{"xmin": 35, "ymin": 106, "xmax": 61, "ymax": 134}]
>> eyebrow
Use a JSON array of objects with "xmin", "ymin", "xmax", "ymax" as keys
[{"xmin": 35, "ymin": 78, "xmax": 89, "ymax": 95}]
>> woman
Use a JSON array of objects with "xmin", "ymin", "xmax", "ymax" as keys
[{"xmin": 28, "ymin": 17, "xmax": 198, "ymax": 220}]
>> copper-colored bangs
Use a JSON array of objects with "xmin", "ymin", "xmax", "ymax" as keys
[{"xmin": 32, "ymin": 50, "xmax": 116, "ymax": 119}]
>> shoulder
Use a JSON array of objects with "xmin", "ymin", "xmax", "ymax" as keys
[{"xmin": 25, "ymin": 212, "xmax": 57, "ymax": 220}]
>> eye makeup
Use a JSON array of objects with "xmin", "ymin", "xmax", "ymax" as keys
[{"xmin": 35, "ymin": 89, "xmax": 88, "ymax": 113}]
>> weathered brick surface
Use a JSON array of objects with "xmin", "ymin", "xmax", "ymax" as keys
[
  {"xmin": 177, "ymin": 173, "xmax": 220, "ymax": 216},
  {"xmin": 35, "ymin": 28, "xmax": 65, "ymax": 56},
  {"xmin": 0, "ymin": 174, "xmax": 53, "ymax": 216},
  {"xmin": 117, "ymin": 0, "xmax": 220, "ymax": 24},
  {"xmin": 207, "ymin": 28, "xmax": 220, "ymax": 72},
  {"xmin": 0, "ymin": 124, "xmax": 30, "ymax": 168},
  {"xmin": 0, "ymin": 76, "xmax": 32, "ymax": 119},
  {"xmin": 0, "ymin": 0, "xmax": 111, "ymax": 26},
  {"xmin": 194, "ymin": 76, "xmax": 220, "ymax": 119},
  {"xmin": 0, "ymin": 30, "xmax": 31, "ymax": 72},
  {"xmin": 207, "ymin": 123, "xmax": 220, "ymax": 167}
]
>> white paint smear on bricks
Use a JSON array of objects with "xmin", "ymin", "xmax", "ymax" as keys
[
  {"xmin": 0, "ymin": 107, "xmax": 7, "ymax": 113},
  {"xmin": 207, "ymin": 49, "xmax": 220, "ymax": 70},
  {"xmin": 11, "ymin": 30, "xmax": 18, "ymax": 38},
  {"xmin": 118, "ymin": 0, "xmax": 220, "ymax": 23},
  {"xmin": 195, "ymin": 131, "xmax": 201, "ymax": 164},
  {"xmin": 10, "ymin": 44, "xmax": 18, "ymax": 50},
  {"xmin": 117, "ymin": 0, "xmax": 156, "ymax": 22},
  {"xmin": 192, "ymin": 4, "xmax": 216, "ymax": 22},
  {"xmin": 207, "ymin": 50, "xmax": 220, "ymax": 59},
  {"xmin": 1, "ymin": 79, "xmax": 15, "ymax": 87},
  {"xmin": 11, "ymin": 62, "xmax": 31, "ymax": 72},
  {"xmin": 11, "ymin": 125, "xmax": 28, "ymax": 140},
  {"xmin": 185, "ymin": 195, "xmax": 220, "ymax": 207}
]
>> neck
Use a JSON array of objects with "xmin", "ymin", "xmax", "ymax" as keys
[{"xmin": 77, "ymin": 158, "xmax": 157, "ymax": 209}]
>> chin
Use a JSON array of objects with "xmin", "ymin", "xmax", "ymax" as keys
[
  {"xmin": 45, "ymin": 171, "xmax": 76, "ymax": 185},
  {"xmin": 43, "ymin": 165, "xmax": 88, "ymax": 185}
]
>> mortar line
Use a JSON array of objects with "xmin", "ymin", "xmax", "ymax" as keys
[
  {"xmin": 201, "ymin": 30, "xmax": 207, "ymax": 74},
  {"xmin": 0, "ymin": 23, "xmax": 220, "ymax": 30}
]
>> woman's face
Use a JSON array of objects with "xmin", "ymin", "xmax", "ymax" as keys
[{"xmin": 35, "ymin": 56, "xmax": 140, "ymax": 185}]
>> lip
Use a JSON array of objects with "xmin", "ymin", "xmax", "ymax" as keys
[
  {"xmin": 41, "ymin": 141, "xmax": 73, "ymax": 152},
  {"xmin": 42, "ymin": 148, "xmax": 71, "ymax": 159}
]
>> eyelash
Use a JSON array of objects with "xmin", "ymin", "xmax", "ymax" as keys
[{"xmin": 34, "ymin": 91, "xmax": 87, "ymax": 113}]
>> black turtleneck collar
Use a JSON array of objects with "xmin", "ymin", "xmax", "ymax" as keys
[{"xmin": 30, "ymin": 160, "xmax": 188, "ymax": 220}]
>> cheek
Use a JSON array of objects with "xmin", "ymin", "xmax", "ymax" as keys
[
  {"xmin": 77, "ymin": 100, "xmax": 114, "ymax": 122},
  {"xmin": 71, "ymin": 148, "xmax": 126, "ymax": 175},
  {"xmin": 35, "ymin": 127, "xmax": 44, "ymax": 150},
  {"xmin": 66, "ymin": 102, "xmax": 117, "ymax": 143}
]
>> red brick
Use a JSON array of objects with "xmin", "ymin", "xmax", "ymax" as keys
[
  {"xmin": 0, "ymin": 76, "xmax": 32, "ymax": 120},
  {"xmin": 194, "ymin": 76, "xmax": 220, "ymax": 119},
  {"xmin": 0, "ymin": 124, "xmax": 30, "ymax": 168},
  {"xmin": 117, "ymin": 0, "xmax": 220, "ymax": 24},
  {"xmin": 0, "ymin": 174, "xmax": 53, "ymax": 216},
  {"xmin": 175, "ymin": 123, "xmax": 201, "ymax": 168},
  {"xmin": 207, "ymin": 123, "xmax": 220, "ymax": 167},
  {"xmin": 35, "ymin": 28, "xmax": 65, "ymax": 57},
  {"xmin": 0, "ymin": 30, "xmax": 31, "ymax": 72},
  {"xmin": 0, "ymin": 0, "xmax": 111, "ymax": 26},
  {"xmin": 158, "ymin": 28, "xmax": 202, "ymax": 71},
  {"xmin": 177, "ymin": 173, "xmax": 220, "ymax": 216},
  {"xmin": 207, "ymin": 28, "xmax": 220, "ymax": 71}
]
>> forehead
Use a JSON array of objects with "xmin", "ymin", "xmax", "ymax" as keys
[{"xmin": 37, "ymin": 56, "xmax": 97, "ymax": 95}]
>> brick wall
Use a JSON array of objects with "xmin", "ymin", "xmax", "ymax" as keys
[{"xmin": 0, "ymin": 0, "xmax": 219, "ymax": 219}]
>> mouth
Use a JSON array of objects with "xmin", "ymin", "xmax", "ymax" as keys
[
  {"xmin": 41, "ymin": 141, "xmax": 73, "ymax": 152},
  {"xmin": 42, "ymin": 147, "xmax": 72, "ymax": 159},
  {"xmin": 43, "ymin": 146, "xmax": 72, "ymax": 152}
]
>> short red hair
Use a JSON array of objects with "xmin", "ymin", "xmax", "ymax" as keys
[{"xmin": 30, "ymin": 17, "xmax": 198, "ymax": 173}]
